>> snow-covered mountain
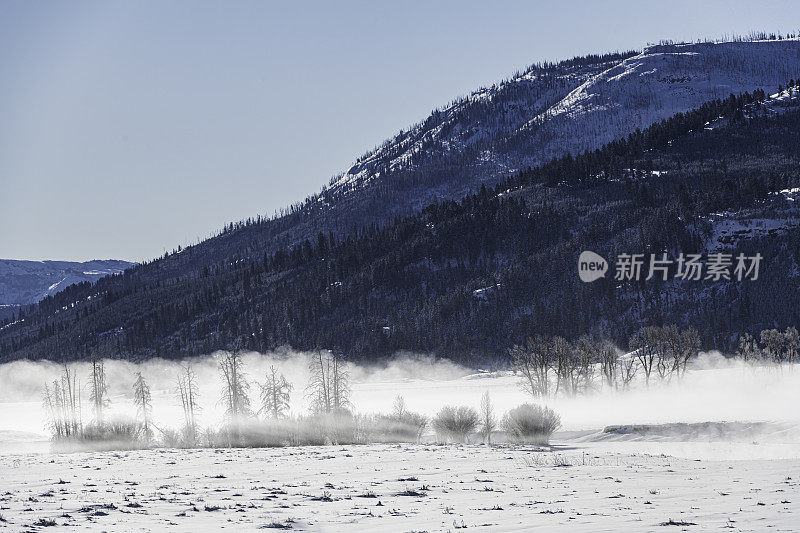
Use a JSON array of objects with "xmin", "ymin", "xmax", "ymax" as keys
[
  {"xmin": 58, "ymin": 39, "xmax": 800, "ymax": 298},
  {"xmin": 325, "ymin": 39, "xmax": 800, "ymax": 203},
  {"xmin": 0, "ymin": 259, "xmax": 134, "ymax": 306},
  {"xmin": 5, "ymin": 37, "xmax": 800, "ymax": 361}
]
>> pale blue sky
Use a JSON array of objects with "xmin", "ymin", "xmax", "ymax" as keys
[{"xmin": 2, "ymin": 1, "xmax": 799, "ymax": 262}]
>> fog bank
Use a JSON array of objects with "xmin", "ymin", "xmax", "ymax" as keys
[{"xmin": 0, "ymin": 350, "xmax": 798, "ymax": 449}]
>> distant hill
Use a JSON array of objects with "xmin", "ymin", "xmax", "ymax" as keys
[{"xmin": 0, "ymin": 259, "xmax": 134, "ymax": 307}]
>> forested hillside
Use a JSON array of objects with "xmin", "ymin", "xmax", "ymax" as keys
[
  {"xmin": 4, "ymin": 84, "xmax": 800, "ymax": 363},
  {"xmin": 36, "ymin": 39, "xmax": 799, "ymax": 291}
]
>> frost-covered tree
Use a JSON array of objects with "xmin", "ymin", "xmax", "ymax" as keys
[
  {"xmin": 219, "ymin": 351, "xmax": 252, "ymax": 419},
  {"xmin": 392, "ymin": 395, "xmax": 406, "ymax": 419},
  {"xmin": 88, "ymin": 358, "xmax": 109, "ymax": 424},
  {"xmin": 552, "ymin": 336, "xmax": 574, "ymax": 396},
  {"xmin": 674, "ymin": 327, "xmax": 700, "ymax": 376},
  {"xmin": 306, "ymin": 350, "xmax": 350, "ymax": 413},
  {"xmin": 177, "ymin": 362, "xmax": 201, "ymax": 443},
  {"xmin": 600, "ymin": 341, "xmax": 619, "ymax": 389},
  {"xmin": 619, "ymin": 353, "xmax": 638, "ymax": 390},
  {"xmin": 630, "ymin": 328, "xmax": 660, "ymax": 386},
  {"xmin": 132, "ymin": 372, "xmax": 153, "ymax": 442},
  {"xmin": 479, "ymin": 391, "xmax": 496, "ymax": 445},
  {"xmin": 760, "ymin": 329, "xmax": 786, "ymax": 362},
  {"xmin": 43, "ymin": 364, "xmax": 82, "ymax": 439},
  {"xmin": 736, "ymin": 332, "xmax": 760, "ymax": 362},
  {"xmin": 258, "ymin": 365, "xmax": 292, "ymax": 419},
  {"xmin": 784, "ymin": 327, "xmax": 799, "ymax": 362},
  {"xmin": 573, "ymin": 335, "xmax": 597, "ymax": 394},
  {"xmin": 510, "ymin": 335, "xmax": 551, "ymax": 398}
]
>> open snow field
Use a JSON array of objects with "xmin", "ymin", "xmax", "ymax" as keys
[
  {"xmin": 1, "ymin": 353, "xmax": 799, "ymax": 531},
  {"xmin": 0, "ymin": 440, "xmax": 798, "ymax": 532}
]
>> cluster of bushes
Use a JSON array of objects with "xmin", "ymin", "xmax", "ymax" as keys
[
  {"xmin": 50, "ymin": 418, "xmax": 150, "ymax": 453},
  {"xmin": 187, "ymin": 409, "xmax": 429, "ymax": 448},
  {"xmin": 168, "ymin": 395, "xmax": 432, "ymax": 449},
  {"xmin": 155, "ymin": 399, "xmax": 560, "ymax": 449},
  {"xmin": 432, "ymin": 402, "xmax": 560, "ymax": 445}
]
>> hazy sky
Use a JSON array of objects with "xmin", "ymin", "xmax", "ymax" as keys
[{"xmin": 2, "ymin": 1, "xmax": 799, "ymax": 262}]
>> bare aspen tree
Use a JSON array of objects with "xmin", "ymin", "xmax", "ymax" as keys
[
  {"xmin": 663, "ymin": 325, "xmax": 683, "ymax": 378},
  {"xmin": 784, "ymin": 327, "xmax": 799, "ymax": 362},
  {"xmin": 392, "ymin": 395, "xmax": 407, "ymax": 419},
  {"xmin": 258, "ymin": 365, "xmax": 293, "ymax": 419},
  {"xmin": 573, "ymin": 335, "xmax": 597, "ymax": 394},
  {"xmin": 307, "ymin": 350, "xmax": 331, "ymax": 413},
  {"xmin": 652, "ymin": 325, "xmax": 674, "ymax": 380},
  {"xmin": 630, "ymin": 328, "xmax": 658, "ymax": 386},
  {"xmin": 89, "ymin": 357, "xmax": 109, "ymax": 424},
  {"xmin": 552, "ymin": 336, "xmax": 574, "ymax": 396},
  {"xmin": 509, "ymin": 335, "xmax": 551, "ymax": 398},
  {"xmin": 43, "ymin": 382, "xmax": 63, "ymax": 439},
  {"xmin": 330, "ymin": 351, "xmax": 350, "ymax": 412},
  {"xmin": 44, "ymin": 363, "xmax": 82, "ymax": 439},
  {"xmin": 177, "ymin": 363, "xmax": 201, "ymax": 443},
  {"xmin": 219, "ymin": 350, "xmax": 252, "ymax": 419},
  {"xmin": 132, "ymin": 372, "xmax": 153, "ymax": 442},
  {"xmin": 676, "ymin": 328, "xmax": 700, "ymax": 376},
  {"xmin": 43, "ymin": 367, "xmax": 81, "ymax": 439},
  {"xmin": 68, "ymin": 364, "xmax": 82, "ymax": 435},
  {"xmin": 600, "ymin": 341, "xmax": 619, "ymax": 389},
  {"xmin": 479, "ymin": 391, "xmax": 496, "ymax": 445},
  {"xmin": 307, "ymin": 350, "xmax": 350, "ymax": 413},
  {"xmin": 619, "ymin": 352, "xmax": 638, "ymax": 390}
]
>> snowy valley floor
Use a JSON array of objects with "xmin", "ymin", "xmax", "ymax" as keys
[{"xmin": 0, "ymin": 440, "xmax": 798, "ymax": 532}]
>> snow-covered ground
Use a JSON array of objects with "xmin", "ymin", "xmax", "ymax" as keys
[
  {"xmin": 1, "ymin": 354, "xmax": 799, "ymax": 531},
  {"xmin": 0, "ymin": 440, "xmax": 798, "ymax": 531}
]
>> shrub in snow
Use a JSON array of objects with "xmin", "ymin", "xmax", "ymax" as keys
[
  {"xmin": 362, "ymin": 411, "xmax": 428, "ymax": 443},
  {"xmin": 51, "ymin": 417, "xmax": 148, "ymax": 452},
  {"xmin": 216, "ymin": 418, "xmax": 294, "ymax": 448},
  {"xmin": 293, "ymin": 410, "xmax": 358, "ymax": 446},
  {"xmin": 159, "ymin": 427, "xmax": 183, "ymax": 448},
  {"xmin": 433, "ymin": 405, "xmax": 479, "ymax": 443},
  {"xmin": 501, "ymin": 404, "xmax": 561, "ymax": 445}
]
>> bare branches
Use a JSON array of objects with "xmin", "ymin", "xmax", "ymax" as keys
[
  {"xmin": 88, "ymin": 358, "xmax": 109, "ymax": 424},
  {"xmin": 218, "ymin": 350, "xmax": 252, "ymax": 420},
  {"xmin": 600, "ymin": 340, "xmax": 620, "ymax": 389},
  {"xmin": 43, "ymin": 365, "xmax": 82, "ymax": 440},
  {"xmin": 306, "ymin": 350, "xmax": 350, "ymax": 414},
  {"xmin": 258, "ymin": 366, "xmax": 292, "ymax": 419},
  {"xmin": 629, "ymin": 325, "xmax": 699, "ymax": 385},
  {"xmin": 630, "ymin": 327, "xmax": 659, "ymax": 387},
  {"xmin": 433, "ymin": 406, "xmax": 478, "ymax": 443},
  {"xmin": 177, "ymin": 363, "xmax": 201, "ymax": 444},
  {"xmin": 509, "ymin": 335, "xmax": 551, "ymax": 398},
  {"xmin": 479, "ymin": 391, "xmax": 496, "ymax": 445},
  {"xmin": 133, "ymin": 372, "xmax": 153, "ymax": 442}
]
